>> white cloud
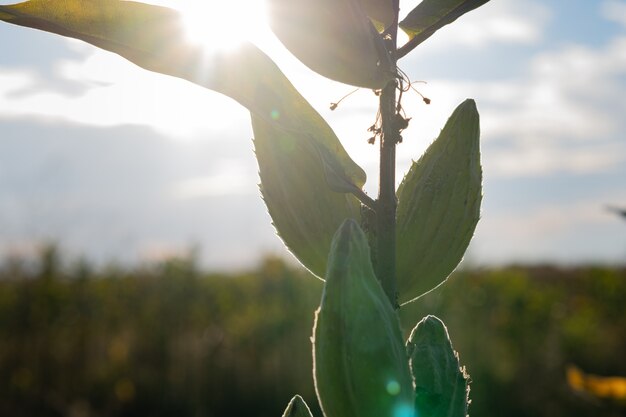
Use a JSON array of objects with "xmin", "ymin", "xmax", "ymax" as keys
[
  {"xmin": 487, "ymin": 142, "xmax": 625, "ymax": 178},
  {"xmin": 0, "ymin": 70, "xmax": 41, "ymax": 98},
  {"xmin": 398, "ymin": 0, "xmax": 550, "ymax": 48},
  {"xmin": 601, "ymin": 0, "xmax": 626, "ymax": 27},
  {"xmin": 0, "ymin": 42, "xmax": 249, "ymax": 139},
  {"xmin": 473, "ymin": 193, "xmax": 626, "ymax": 264},
  {"xmin": 489, "ymin": 202, "xmax": 614, "ymax": 239},
  {"xmin": 402, "ymin": 34, "xmax": 626, "ymax": 179},
  {"xmin": 173, "ymin": 159, "xmax": 257, "ymax": 199}
]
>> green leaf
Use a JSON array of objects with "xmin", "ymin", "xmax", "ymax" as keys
[
  {"xmin": 254, "ymin": 116, "xmax": 361, "ymax": 279},
  {"xmin": 399, "ymin": 0, "xmax": 490, "ymax": 47},
  {"xmin": 281, "ymin": 395, "xmax": 314, "ymax": 417},
  {"xmin": 0, "ymin": 0, "xmax": 367, "ymax": 190},
  {"xmin": 0, "ymin": 0, "xmax": 192, "ymax": 76},
  {"xmin": 267, "ymin": 0, "xmax": 393, "ymax": 88},
  {"xmin": 396, "ymin": 99, "xmax": 482, "ymax": 304},
  {"xmin": 406, "ymin": 316, "xmax": 470, "ymax": 417},
  {"xmin": 313, "ymin": 219, "xmax": 415, "ymax": 417},
  {"xmin": 0, "ymin": 0, "xmax": 368, "ymax": 276}
]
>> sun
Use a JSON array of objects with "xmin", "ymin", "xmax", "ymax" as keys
[
  {"xmin": 142, "ymin": 0, "xmax": 271, "ymax": 51},
  {"xmin": 182, "ymin": 0, "xmax": 270, "ymax": 49}
]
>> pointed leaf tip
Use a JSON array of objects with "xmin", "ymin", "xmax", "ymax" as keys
[
  {"xmin": 282, "ymin": 395, "xmax": 314, "ymax": 417},
  {"xmin": 325, "ymin": 219, "xmax": 372, "ymax": 283},
  {"xmin": 408, "ymin": 316, "xmax": 452, "ymax": 351},
  {"xmin": 332, "ymin": 219, "xmax": 363, "ymax": 249},
  {"xmin": 459, "ymin": 98, "xmax": 477, "ymax": 112}
]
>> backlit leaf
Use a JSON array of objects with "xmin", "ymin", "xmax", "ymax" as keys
[
  {"xmin": 396, "ymin": 99, "xmax": 482, "ymax": 304},
  {"xmin": 281, "ymin": 395, "xmax": 314, "ymax": 417},
  {"xmin": 407, "ymin": 315, "xmax": 470, "ymax": 417},
  {"xmin": 254, "ymin": 116, "xmax": 361, "ymax": 278},
  {"xmin": 267, "ymin": 0, "xmax": 393, "ymax": 88},
  {"xmin": 399, "ymin": 0, "xmax": 490, "ymax": 48}
]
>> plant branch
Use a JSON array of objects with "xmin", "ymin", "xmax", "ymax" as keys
[
  {"xmin": 375, "ymin": 0, "xmax": 401, "ymax": 308},
  {"xmin": 352, "ymin": 188, "xmax": 378, "ymax": 212},
  {"xmin": 396, "ymin": 31, "xmax": 431, "ymax": 60}
]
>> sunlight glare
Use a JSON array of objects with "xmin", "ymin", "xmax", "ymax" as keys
[{"xmin": 170, "ymin": 0, "xmax": 269, "ymax": 51}]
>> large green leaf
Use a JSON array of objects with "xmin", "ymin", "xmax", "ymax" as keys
[
  {"xmin": 399, "ymin": 0, "xmax": 490, "ymax": 48},
  {"xmin": 0, "ymin": 0, "xmax": 192, "ymax": 76},
  {"xmin": 254, "ymin": 115, "xmax": 361, "ymax": 278},
  {"xmin": 267, "ymin": 0, "xmax": 393, "ymax": 89},
  {"xmin": 396, "ymin": 99, "xmax": 482, "ymax": 304},
  {"xmin": 0, "ymin": 0, "xmax": 367, "ymax": 276}
]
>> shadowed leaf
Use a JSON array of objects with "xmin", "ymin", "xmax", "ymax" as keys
[
  {"xmin": 254, "ymin": 116, "xmax": 361, "ymax": 279},
  {"xmin": 399, "ymin": 0, "xmax": 490, "ymax": 51},
  {"xmin": 267, "ymin": 0, "xmax": 393, "ymax": 88},
  {"xmin": 396, "ymin": 99, "xmax": 482, "ymax": 304}
]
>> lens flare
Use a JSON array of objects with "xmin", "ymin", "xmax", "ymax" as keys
[
  {"xmin": 393, "ymin": 402, "xmax": 417, "ymax": 417},
  {"xmin": 386, "ymin": 380, "xmax": 401, "ymax": 396}
]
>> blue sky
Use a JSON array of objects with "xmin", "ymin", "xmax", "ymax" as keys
[{"xmin": 0, "ymin": 0, "xmax": 625, "ymax": 269}]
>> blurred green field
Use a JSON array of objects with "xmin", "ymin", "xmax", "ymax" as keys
[{"xmin": 1, "ymin": 248, "xmax": 625, "ymax": 417}]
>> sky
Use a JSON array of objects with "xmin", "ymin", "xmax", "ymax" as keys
[{"xmin": 0, "ymin": 0, "xmax": 625, "ymax": 270}]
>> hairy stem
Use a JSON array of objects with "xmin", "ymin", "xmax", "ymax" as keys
[{"xmin": 376, "ymin": 0, "xmax": 400, "ymax": 308}]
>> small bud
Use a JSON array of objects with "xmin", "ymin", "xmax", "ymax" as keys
[
  {"xmin": 313, "ymin": 219, "xmax": 415, "ymax": 417},
  {"xmin": 330, "ymin": 102, "xmax": 338, "ymax": 111},
  {"xmin": 423, "ymin": 97, "xmax": 431, "ymax": 105},
  {"xmin": 407, "ymin": 316, "xmax": 470, "ymax": 417}
]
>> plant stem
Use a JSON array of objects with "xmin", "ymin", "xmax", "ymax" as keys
[{"xmin": 376, "ymin": 0, "xmax": 400, "ymax": 308}]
